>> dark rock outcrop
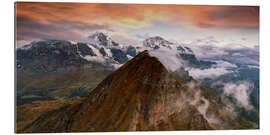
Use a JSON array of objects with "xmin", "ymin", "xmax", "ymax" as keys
[{"xmin": 110, "ymin": 48, "xmax": 128, "ymax": 64}]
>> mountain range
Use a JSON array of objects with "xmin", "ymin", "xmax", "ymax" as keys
[
  {"xmin": 17, "ymin": 32, "xmax": 216, "ymax": 74},
  {"xmin": 16, "ymin": 32, "xmax": 259, "ymax": 132}
]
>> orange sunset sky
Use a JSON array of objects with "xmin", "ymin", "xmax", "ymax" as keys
[{"xmin": 15, "ymin": 2, "xmax": 259, "ymax": 48}]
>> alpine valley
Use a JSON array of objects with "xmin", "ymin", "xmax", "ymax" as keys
[{"xmin": 16, "ymin": 32, "xmax": 259, "ymax": 132}]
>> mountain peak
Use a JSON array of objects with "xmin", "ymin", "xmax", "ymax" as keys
[
  {"xmin": 88, "ymin": 32, "xmax": 119, "ymax": 47},
  {"xmin": 89, "ymin": 32, "xmax": 107, "ymax": 39},
  {"xmin": 143, "ymin": 36, "xmax": 173, "ymax": 49},
  {"xmin": 114, "ymin": 50, "xmax": 168, "ymax": 79},
  {"xmin": 149, "ymin": 36, "xmax": 165, "ymax": 41},
  {"xmin": 20, "ymin": 48, "xmax": 221, "ymax": 132},
  {"xmin": 47, "ymin": 49, "xmax": 215, "ymax": 131}
]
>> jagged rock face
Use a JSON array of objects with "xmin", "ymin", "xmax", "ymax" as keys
[
  {"xmin": 99, "ymin": 47, "xmax": 107, "ymax": 56},
  {"xmin": 143, "ymin": 36, "xmax": 173, "ymax": 49},
  {"xmin": 89, "ymin": 32, "xmax": 109, "ymax": 46},
  {"xmin": 96, "ymin": 32, "xmax": 109, "ymax": 46},
  {"xmin": 126, "ymin": 46, "xmax": 137, "ymax": 57},
  {"xmin": 16, "ymin": 40, "xmax": 111, "ymax": 74},
  {"xmin": 77, "ymin": 43, "xmax": 96, "ymax": 56},
  {"xmin": 22, "ymin": 51, "xmax": 215, "ymax": 132},
  {"xmin": 16, "ymin": 33, "xmax": 136, "ymax": 73},
  {"xmin": 110, "ymin": 48, "xmax": 128, "ymax": 64},
  {"xmin": 88, "ymin": 32, "xmax": 118, "ymax": 47},
  {"xmin": 17, "ymin": 40, "xmax": 85, "ymax": 73}
]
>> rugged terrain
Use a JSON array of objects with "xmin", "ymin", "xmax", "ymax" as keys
[
  {"xmin": 16, "ymin": 32, "xmax": 214, "ymax": 105},
  {"xmin": 17, "ymin": 51, "xmax": 256, "ymax": 132},
  {"xmin": 16, "ymin": 32, "xmax": 259, "ymax": 132}
]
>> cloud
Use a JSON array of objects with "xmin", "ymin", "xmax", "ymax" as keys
[
  {"xmin": 184, "ymin": 38, "xmax": 229, "ymax": 59},
  {"xmin": 186, "ymin": 60, "xmax": 237, "ymax": 80},
  {"xmin": 158, "ymin": 5, "xmax": 259, "ymax": 30},
  {"xmin": 188, "ymin": 67, "xmax": 230, "ymax": 80},
  {"xmin": 247, "ymin": 65, "xmax": 259, "ymax": 69},
  {"xmin": 110, "ymin": 34, "xmax": 139, "ymax": 46},
  {"xmin": 149, "ymin": 47, "xmax": 187, "ymax": 71},
  {"xmin": 16, "ymin": 2, "xmax": 158, "ymax": 28},
  {"xmin": 215, "ymin": 60, "xmax": 237, "ymax": 68},
  {"xmin": 185, "ymin": 81, "xmax": 222, "ymax": 125},
  {"xmin": 184, "ymin": 36, "xmax": 259, "ymax": 67},
  {"xmin": 16, "ymin": 14, "xmax": 112, "ymax": 46},
  {"xmin": 16, "ymin": 2, "xmax": 259, "ymax": 47},
  {"xmin": 194, "ymin": 47, "xmax": 228, "ymax": 60},
  {"xmin": 82, "ymin": 55, "xmax": 106, "ymax": 63},
  {"xmin": 206, "ymin": 6, "xmax": 259, "ymax": 29},
  {"xmin": 135, "ymin": 33, "xmax": 151, "ymax": 40},
  {"xmin": 186, "ymin": 60, "xmax": 237, "ymax": 79},
  {"xmin": 223, "ymin": 81, "xmax": 253, "ymax": 110}
]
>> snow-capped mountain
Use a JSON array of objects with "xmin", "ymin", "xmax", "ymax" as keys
[
  {"xmin": 85, "ymin": 32, "xmax": 202, "ymax": 68},
  {"xmin": 88, "ymin": 32, "xmax": 120, "ymax": 48},
  {"xmin": 140, "ymin": 36, "xmax": 214, "ymax": 71},
  {"xmin": 17, "ymin": 32, "xmax": 215, "ymax": 73},
  {"xmin": 143, "ymin": 36, "xmax": 193, "ymax": 54}
]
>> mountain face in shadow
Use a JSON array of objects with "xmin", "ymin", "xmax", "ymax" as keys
[{"xmin": 16, "ymin": 40, "xmax": 114, "ymax": 74}]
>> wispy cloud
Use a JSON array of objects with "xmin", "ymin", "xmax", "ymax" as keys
[
  {"xmin": 188, "ymin": 67, "xmax": 231, "ymax": 80},
  {"xmin": 223, "ymin": 81, "xmax": 254, "ymax": 110}
]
